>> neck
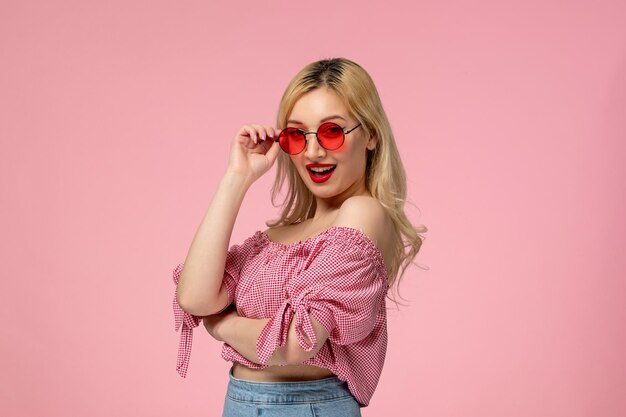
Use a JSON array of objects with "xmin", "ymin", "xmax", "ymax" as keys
[{"xmin": 310, "ymin": 178, "xmax": 370, "ymax": 221}]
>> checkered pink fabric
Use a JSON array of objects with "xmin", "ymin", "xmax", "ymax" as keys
[{"xmin": 172, "ymin": 226, "xmax": 389, "ymax": 407}]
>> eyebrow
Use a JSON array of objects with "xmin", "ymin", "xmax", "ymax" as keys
[{"xmin": 286, "ymin": 115, "xmax": 347, "ymax": 125}]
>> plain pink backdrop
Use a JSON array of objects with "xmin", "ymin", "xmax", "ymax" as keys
[{"xmin": 1, "ymin": 0, "xmax": 625, "ymax": 416}]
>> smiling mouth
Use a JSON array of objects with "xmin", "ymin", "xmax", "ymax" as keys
[
  {"xmin": 307, "ymin": 165, "xmax": 336, "ymax": 176},
  {"xmin": 306, "ymin": 164, "xmax": 336, "ymax": 183}
]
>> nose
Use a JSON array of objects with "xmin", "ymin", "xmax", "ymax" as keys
[{"xmin": 304, "ymin": 133, "xmax": 326, "ymax": 160}]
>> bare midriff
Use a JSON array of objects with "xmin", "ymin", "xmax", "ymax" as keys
[{"xmin": 232, "ymin": 362, "xmax": 335, "ymax": 382}]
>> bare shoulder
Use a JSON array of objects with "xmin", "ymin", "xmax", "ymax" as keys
[
  {"xmin": 333, "ymin": 196, "xmax": 392, "ymax": 248},
  {"xmin": 262, "ymin": 220, "xmax": 310, "ymax": 245}
]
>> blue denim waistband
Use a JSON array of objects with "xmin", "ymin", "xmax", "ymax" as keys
[{"xmin": 226, "ymin": 366, "xmax": 353, "ymax": 404}]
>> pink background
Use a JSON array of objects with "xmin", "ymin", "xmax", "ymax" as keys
[{"xmin": 1, "ymin": 0, "xmax": 625, "ymax": 416}]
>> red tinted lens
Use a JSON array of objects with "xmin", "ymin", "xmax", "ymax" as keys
[
  {"xmin": 317, "ymin": 123, "xmax": 345, "ymax": 150},
  {"xmin": 278, "ymin": 128, "xmax": 306, "ymax": 154}
]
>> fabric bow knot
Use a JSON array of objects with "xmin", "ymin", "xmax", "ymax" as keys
[
  {"xmin": 256, "ymin": 294, "xmax": 318, "ymax": 365},
  {"xmin": 172, "ymin": 264, "xmax": 201, "ymax": 378}
]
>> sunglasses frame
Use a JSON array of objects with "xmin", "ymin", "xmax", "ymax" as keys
[{"xmin": 274, "ymin": 122, "xmax": 362, "ymax": 155}]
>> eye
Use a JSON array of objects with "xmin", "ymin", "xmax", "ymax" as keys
[
  {"xmin": 319, "ymin": 123, "xmax": 344, "ymax": 138},
  {"xmin": 288, "ymin": 128, "xmax": 305, "ymax": 138}
]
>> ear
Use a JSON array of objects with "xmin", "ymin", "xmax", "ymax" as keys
[{"xmin": 366, "ymin": 134, "xmax": 378, "ymax": 151}]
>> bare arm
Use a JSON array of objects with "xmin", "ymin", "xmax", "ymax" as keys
[
  {"xmin": 176, "ymin": 124, "xmax": 281, "ymax": 317},
  {"xmin": 205, "ymin": 308, "xmax": 329, "ymax": 365},
  {"xmin": 175, "ymin": 172, "xmax": 251, "ymax": 316}
]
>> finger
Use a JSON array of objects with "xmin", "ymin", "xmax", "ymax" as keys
[
  {"xmin": 266, "ymin": 138, "xmax": 281, "ymax": 162},
  {"xmin": 251, "ymin": 124, "xmax": 266, "ymax": 142},
  {"xmin": 241, "ymin": 125, "xmax": 257, "ymax": 144},
  {"xmin": 259, "ymin": 135, "xmax": 274, "ymax": 153},
  {"xmin": 265, "ymin": 125, "xmax": 275, "ymax": 139}
]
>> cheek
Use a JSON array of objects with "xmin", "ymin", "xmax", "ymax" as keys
[
  {"xmin": 339, "ymin": 134, "xmax": 367, "ymax": 156},
  {"xmin": 289, "ymin": 156, "xmax": 309, "ymax": 176},
  {"xmin": 290, "ymin": 155, "xmax": 304, "ymax": 168},
  {"xmin": 336, "ymin": 144, "xmax": 365, "ymax": 165}
]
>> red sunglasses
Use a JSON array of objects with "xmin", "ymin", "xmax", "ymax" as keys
[{"xmin": 274, "ymin": 122, "xmax": 362, "ymax": 155}]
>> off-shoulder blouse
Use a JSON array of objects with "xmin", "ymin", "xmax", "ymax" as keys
[{"xmin": 172, "ymin": 226, "xmax": 389, "ymax": 407}]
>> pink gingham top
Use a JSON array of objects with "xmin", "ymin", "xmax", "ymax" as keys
[{"xmin": 172, "ymin": 226, "xmax": 389, "ymax": 407}]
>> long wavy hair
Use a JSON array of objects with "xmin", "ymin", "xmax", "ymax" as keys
[{"xmin": 266, "ymin": 57, "xmax": 428, "ymax": 305}]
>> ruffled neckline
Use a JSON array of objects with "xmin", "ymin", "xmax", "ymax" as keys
[{"xmin": 256, "ymin": 225, "xmax": 389, "ymax": 281}]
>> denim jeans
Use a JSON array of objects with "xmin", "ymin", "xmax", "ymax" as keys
[{"xmin": 222, "ymin": 366, "xmax": 362, "ymax": 417}]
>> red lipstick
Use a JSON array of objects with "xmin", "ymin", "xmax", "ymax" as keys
[{"xmin": 306, "ymin": 163, "xmax": 336, "ymax": 184}]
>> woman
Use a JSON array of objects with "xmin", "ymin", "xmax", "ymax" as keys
[{"xmin": 172, "ymin": 57, "xmax": 426, "ymax": 416}]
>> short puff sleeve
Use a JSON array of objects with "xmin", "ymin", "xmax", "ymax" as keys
[
  {"xmin": 255, "ymin": 227, "xmax": 389, "ymax": 366},
  {"xmin": 221, "ymin": 232, "xmax": 266, "ymax": 306},
  {"xmin": 172, "ymin": 231, "xmax": 265, "ymax": 377}
]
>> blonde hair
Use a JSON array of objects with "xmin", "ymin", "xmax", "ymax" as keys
[{"xmin": 267, "ymin": 57, "xmax": 427, "ymax": 305}]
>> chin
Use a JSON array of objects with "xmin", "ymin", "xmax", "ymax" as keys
[{"xmin": 310, "ymin": 189, "xmax": 338, "ymax": 199}]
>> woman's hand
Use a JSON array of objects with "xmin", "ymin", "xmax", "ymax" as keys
[
  {"xmin": 226, "ymin": 124, "xmax": 282, "ymax": 184},
  {"xmin": 203, "ymin": 304, "xmax": 240, "ymax": 342}
]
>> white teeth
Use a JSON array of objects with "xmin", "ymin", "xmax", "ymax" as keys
[{"xmin": 310, "ymin": 166, "xmax": 335, "ymax": 173}]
